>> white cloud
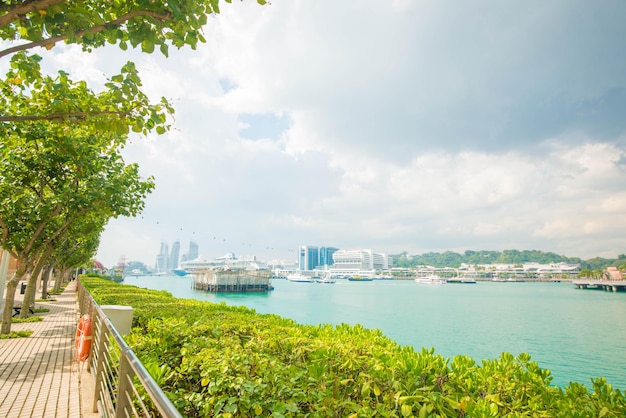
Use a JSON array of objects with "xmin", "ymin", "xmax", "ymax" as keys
[{"xmin": 4, "ymin": 1, "xmax": 625, "ymax": 266}]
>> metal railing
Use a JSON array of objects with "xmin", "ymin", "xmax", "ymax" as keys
[{"xmin": 77, "ymin": 282, "xmax": 182, "ymax": 418}]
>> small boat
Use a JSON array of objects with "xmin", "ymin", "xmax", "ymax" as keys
[
  {"xmin": 414, "ymin": 275, "xmax": 446, "ymax": 284},
  {"xmin": 348, "ymin": 275, "xmax": 374, "ymax": 282},
  {"xmin": 287, "ymin": 273, "xmax": 314, "ymax": 283},
  {"xmin": 171, "ymin": 268, "xmax": 189, "ymax": 277},
  {"xmin": 316, "ymin": 276, "xmax": 336, "ymax": 284},
  {"xmin": 446, "ymin": 277, "xmax": 477, "ymax": 284}
]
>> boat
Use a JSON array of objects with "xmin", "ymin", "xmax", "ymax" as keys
[
  {"xmin": 348, "ymin": 275, "xmax": 374, "ymax": 282},
  {"xmin": 446, "ymin": 277, "xmax": 477, "ymax": 284},
  {"xmin": 316, "ymin": 275, "xmax": 336, "ymax": 284},
  {"xmin": 171, "ymin": 268, "xmax": 189, "ymax": 277},
  {"xmin": 287, "ymin": 273, "xmax": 314, "ymax": 283},
  {"xmin": 414, "ymin": 275, "xmax": 446, "ymax": 284}
]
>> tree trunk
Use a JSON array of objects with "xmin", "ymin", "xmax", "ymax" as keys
[
  {"xmin": 1, "ymin": 262, "xmax": 25, "ymax": 334},
  {"xmin": 52, "ymin": 268, "xmax": 64, "ymax": 294},
  {"xmin": 20, "ymin": 272, "xmax": 37, "ymax": 319},
  {"xmin": 41, "ymin": 264, "xmax": 53, "ymax": 299},
  {"xmin": 54, "ymin": 267, "xmax": 71, "ymax": 293},
  {"xmin": 20, "ymin": 247, "xmax": 54, "ymax": 318},
  {"xmin": 1, "ymin": 279, "xmax": 18, "ymax": 334}
]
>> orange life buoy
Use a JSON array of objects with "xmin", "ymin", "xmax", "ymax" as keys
[{"xmin": 75, "ymin": 314, "xmax": 93, "ymax": 362}]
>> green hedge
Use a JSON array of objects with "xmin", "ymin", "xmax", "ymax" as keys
[{"xmin": 80, "ymin": 276, "xmax": 625, "ymax": 417}]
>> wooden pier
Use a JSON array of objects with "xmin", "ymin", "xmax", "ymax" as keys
[
  {"xmin": 191, "ymin": 267, "xmax": 273, "ymax": 293},
  {"xmin": 572, "ymin": 280, "xmax": 626, "ymax": 293}
]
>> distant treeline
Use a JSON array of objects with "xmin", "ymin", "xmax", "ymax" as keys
[{"xmin": 392, "ymin": 250, "xmax": 626, "ymax": 270}]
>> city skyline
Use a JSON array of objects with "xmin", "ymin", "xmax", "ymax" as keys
[{"xmin": 154, "ymin": 240, "xmax": 200, "ymax": 271}]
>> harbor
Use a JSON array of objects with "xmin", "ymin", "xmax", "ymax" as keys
[{"xmin": 122, "ymin": 275, "xmax": 626, "ymax": 389}]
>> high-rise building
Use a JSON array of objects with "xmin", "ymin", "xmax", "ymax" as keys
[
  {"xmin": 181, "ymin": 241, "xmax": 199, "ymax": 263},
  {"xmin": 319, "ymin": 247, "xmax": 338, "ymax": 267},
  {"xmin": 332, "ymin": 249, "xmax": 373, "ymax": 270},
  {"xmin": 299, "ymin": 245, "xmax": 319, "ymax": 271},
  {"xmin": 188, "ymin": 241, "xmax": 198, "ymax": 260},
  {"xmin": 156, "ymin": 242, "xmax": 169, "ymax": 272},
  {"xmin": 169, "ymin": 241, "xmax": 181, "ymax": 269},
  {"xmin": 331, "ymin": 249, "xmax": 392, "ymax": 272}
]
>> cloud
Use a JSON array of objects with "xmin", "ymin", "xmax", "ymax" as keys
[{"xmin": 3, "ymin": 2, "xmax": 625, "ymax": 267}]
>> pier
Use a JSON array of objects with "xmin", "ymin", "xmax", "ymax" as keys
[
  {"xmin": 190, "ymin": 267, "xmax": 273, "ymax": 293},
  {"xmin": 572, "ymin": 280, "xmax": 626, "ymax": 293}
]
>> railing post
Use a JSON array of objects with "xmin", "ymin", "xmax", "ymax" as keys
[
  {"xmin": 91, "ymin": 314, "xmax": 108, "ymax": 413},
  {"xmin": 115, "ymin": 352, "xmax": 135, "ymax": 418},
  {"xmin": 81, "ymin": 280, "xmax": 183, "ymax": 418}
]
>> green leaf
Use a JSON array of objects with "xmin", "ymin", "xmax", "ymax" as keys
[{"xmin": 141, "ymin": 41, "xmax": 155, "ymax": 54}]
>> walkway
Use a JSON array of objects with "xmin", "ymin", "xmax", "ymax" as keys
[{"xmin": 0, "ymin": 281, "xmax": 85, "ymax": 418}]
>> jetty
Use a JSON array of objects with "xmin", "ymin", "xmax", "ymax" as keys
[
  {"xmin": 572, "ymin": 279, "xmax": 626, "ymax": 293},
  {"xmin": 191, "ymin": 267, "xmax": 272, "ymax": 293}
]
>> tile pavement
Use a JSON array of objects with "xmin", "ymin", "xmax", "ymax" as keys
[{"xmin": 0, "ymin": 281, "xmax": 85, "ymax": 418}]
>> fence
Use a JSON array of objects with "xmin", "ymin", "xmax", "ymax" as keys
[{"xmin": 77, "ymin": 281, "xmax": 182, "ymax": 418}]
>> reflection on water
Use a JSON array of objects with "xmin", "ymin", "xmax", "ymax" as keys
[{"xmin": 122, "ymin": 275, "xmax": 626, "ymax": 389}]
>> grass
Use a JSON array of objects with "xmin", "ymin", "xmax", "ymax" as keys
[
  {"xmin": 11, "ymin": 316, "xmax": 44, "ymax": 323},
  {"xmin": 0, "ymin": 330, "xmax": 33, "ymax": 339}
]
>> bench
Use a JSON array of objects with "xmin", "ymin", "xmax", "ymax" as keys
[{"xmin": 12, "ymin": 304, "xmax": 35, "ymax": 317}]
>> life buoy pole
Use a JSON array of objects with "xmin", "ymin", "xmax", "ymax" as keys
[{"xmin": 75, "ymin": 314, "xmax": 93, "ymax": 362}]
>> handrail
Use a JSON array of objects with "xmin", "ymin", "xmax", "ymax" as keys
[{"xmin": 77, "ymin": 280, "xmax": 182, "ymax": 418}]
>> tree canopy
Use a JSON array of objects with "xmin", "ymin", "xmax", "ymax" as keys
[
  {"xmin": 392, "ymin": 249, "xmax": 587, "ymax": 269},
  {"xmin": 0, "ymin": 0, "xmax": 266, "ymax": 333},
  {"xmin": 0, "ymin": 0, "xmax": 266, "ymax": 59},
  {"xmin": 0, "ymin": 54, "xmax": 159, "ymax": 332}
]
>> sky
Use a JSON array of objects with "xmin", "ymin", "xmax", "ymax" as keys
[{"xmin": 6, "ymin": 1, "xmax": 626, "ymax": 268}]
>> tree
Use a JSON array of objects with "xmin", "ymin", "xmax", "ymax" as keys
[
  {"xmin": 0, "ymin": 56, "xmax": 160, "ymax": 332},
  {"xmin": 41, "ymin": 211, "xmax": 106, "ymax": 299},
  {"xmin": 0, "ymin": 0, "xmax": 266, "ymax": 59},
  {"xmin": 0, "ymin": 0, "xmax": 267, "ymax": 331}
]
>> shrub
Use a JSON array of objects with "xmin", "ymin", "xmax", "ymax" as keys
[{"xmin": 80, "ymin": 276, "xmax": 626, "ymax": 417}]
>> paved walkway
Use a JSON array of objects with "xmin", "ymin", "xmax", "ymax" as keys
[{"xmin": 0, "ymin": 281, "xmax": 85, "ymax": 418}]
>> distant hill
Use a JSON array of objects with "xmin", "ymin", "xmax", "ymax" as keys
[{"xmin": 391, "ymin": 250, "xmax": 626, "ymax": 270}]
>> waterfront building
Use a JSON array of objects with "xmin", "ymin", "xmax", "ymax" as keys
[
  {"xmin": 606, "ymin": 266, "xmax": 624, "ymax": 281},
  {"xmin": 169, "ymin": 241, "xmax": 181, "ymax": 270},
  {"xmin": 186, "ymin": 241, "xmax": 199, "ymax": 261},
  {"xmin": 319, "ymin": 247, "xmax": 338, "ymax": 267},
  {"xmin": 156, "ymin": 242, "xmax": 169, "ymax": 272},
  {"xmin": 332, "ymin": 249, "xmax": 371, "ymax": 271},
  {"xmin": 456, "ymin": 262, "xmax": 581, "ymax": 279},
  {"xmin": 372, "ymin": 252, "xmax": 392, "ymax": 270},
  {"xmin": 299, "ymin": 245, "xmax": 320, "ymax": 271}
]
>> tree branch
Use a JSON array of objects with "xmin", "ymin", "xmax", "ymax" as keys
[
  {"xmin": 0, "ymin": 0, "xmax": 65, "ymax": 29},
  {"xmin": 0, "ymin": 110, "xmax": 131, "ymax": 122},
  {"xmin": 0, "ymin": 9, "xmax": 171, "ymax": 59}
]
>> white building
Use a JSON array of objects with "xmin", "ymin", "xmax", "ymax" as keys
[{"xmin": 330, "ymin": 249, "xmax": 392, "ymax": 276}]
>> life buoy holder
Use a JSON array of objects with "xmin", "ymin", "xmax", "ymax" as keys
[{"xmin": 75, "ymin": 314, "xmax": 93, "ymax": 362}]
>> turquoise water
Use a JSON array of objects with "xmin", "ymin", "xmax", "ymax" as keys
[{"xmin": 122, "ymin": 275, "xmax": 626, "ymax": 389}]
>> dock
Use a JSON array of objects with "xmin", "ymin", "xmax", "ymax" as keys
[
  {"xmin": 572, "ymin": 280, "xmax": 626, "ymax": 292},
  {"xmin": 191, "ymin": 267, "xmax": 273, "ymax": 293}
]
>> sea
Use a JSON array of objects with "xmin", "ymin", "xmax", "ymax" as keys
[{"xmin": 121, "ymin": 275, "xmax": 626, "ymax": 390}]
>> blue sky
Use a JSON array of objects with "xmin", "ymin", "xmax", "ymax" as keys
[{"xmin": 5, "ymin": 1, "xmax": 625, "ymax": 267}]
